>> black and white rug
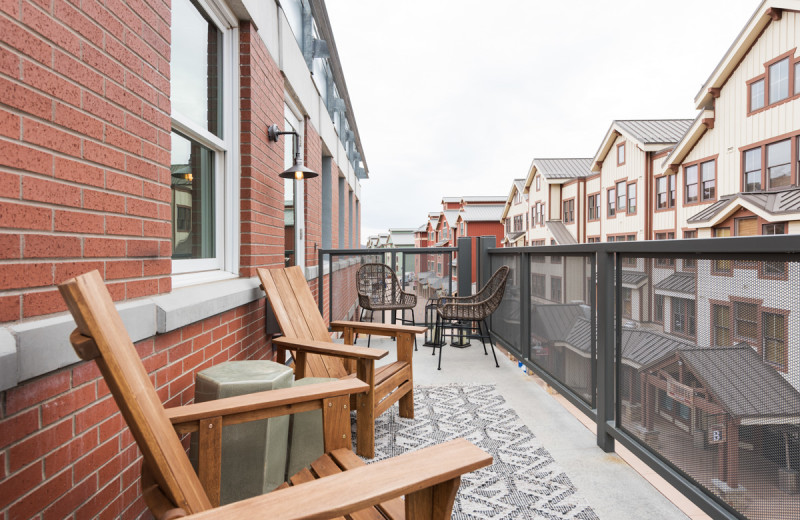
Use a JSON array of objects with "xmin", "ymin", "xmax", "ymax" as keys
[{"xmin": 359, "ymin": 384, "xmax": 598, "ymax": 519}]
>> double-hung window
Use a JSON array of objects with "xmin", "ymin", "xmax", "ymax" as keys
[
  {"xmin": 744, "ymin": 148, "xmax": 762, "ymax": 191},
  {"xmin": 769, "ymin": 57, "xmax": 789, "ymax": 103},
  {"xmin": 672, "ymin": 298, "xmax": 695, "ymax": 337},
  {"xmin": 750, "ymin": 78, "xmax": 765, "ymax": 111},
  {"xmin": 627, "ymin": 183, "xmax": 636, "ymax": 214},
  {"xmin": 684, "ymin": 165, "xmax": 698, "ymax": 203},
  {"xmin": 767, "ymin": 139, "xmax": 791, "ymax": 189},
  {"xmin": 608, "ymin": 188, "xmax": 616, "ymax": 217},
  {"xmin": 170, "ymin": 0, "xmax": 238, "ymax": 281},
  {"xmin": 587, "ymin": 194, "xmax": 599, "ymax": 220}
]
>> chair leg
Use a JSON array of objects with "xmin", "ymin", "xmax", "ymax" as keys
[
  {"xmin": 436, "ymin": 316, "xmax": 445, "ymax": 371},
  {"xmin": 410, "ymin": 309, "xmax": 418, "ymax": 351},
  {"xmin": 482, "ymin": 319, "xmax": 499, "ymax": 368},
  {"xmin": 476, "ymin": 320, "xmax": 488, "ymax": 355}
]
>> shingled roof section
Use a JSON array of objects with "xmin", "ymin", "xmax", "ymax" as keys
[
  {"xmin": 535, "ymin": 158, "xmax": 593, "ymax": 180},
  {"xmin": 616, "ymin": 119, "xmax": 694, "ymax": 145}
]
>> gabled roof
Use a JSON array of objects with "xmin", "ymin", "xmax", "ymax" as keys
[
  {"xmin": 503, "ymin": 231, "xmax": 526, "ymax": 245},
  {"xmin": 687, "ymin": 188, "xmax": 800, "ymax": 226},
  {"xmin": 621, "ymin": 270, "xmax": 648, "ymax": 288},
  {"xmin": 531, "ymin": 304, "xmax": 591, "ymax": 344},
  {"xmin": 668, "ymin": 347, "xmax": 800, "ymax": 421},
  {"xmin": 591, "ymin": 119, "xmax": 693, "ymax": 171},
  {"xmin": 545, "ymin": 221, "xmax": 577, "ymax": 245},
  {"xmin": 460, "ymin": 204, "xmax": 504, "ymax": 222},
  {"xmin": 441, "ymin": 197, "xmax": 461, "ymax": 203},
  {"xmin": 440, "ymin": 210, "xmax": 459, "ymax": 228},
  {"xmin": 694, "ymin": 1, "xmax": 793, "ymax": 110},
  {"xmin": 502, "ymin": 179, "xmax": 529, "ymax": 220},
  {"xmin": 416, "ymin": 224, "xmax": 427, "ymax": 233},
  {"xmin": 526, "ymin": 159, "xmax": 593, "ymax": 190}
]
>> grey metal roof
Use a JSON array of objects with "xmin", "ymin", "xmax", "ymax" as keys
[
  {"xmin": 389, "ymin": 234, "xmax": 415, "ymax": 247},
  {"xmin": 460, "ymin": 204, "xmax": 505, "ymax": 222},
  {"xmin": 442, "ymin": 197, "xmax": 461, "ymax": 203},
  {"xmin": 616, "ymin": 119, "xmax": 693, "ymax": 145},
  {"xmin": 678, "ymin": 347, "xmax": 800, "ymax": 419},
  {"xmin": 513, "ymin": 179, "xmax": 527, "ymax": 195},
  {"xmin": 621, "ymin": 270, "xmax": 648, "ymax": 287},
  {"xmin": 546, "ymin": 221, "xmax": 578, "ymax": 245},
  {"xmin": 561, "ymin": 317, "xmax": 689, "ymax": 368},
  {"xmin": 531, "ymin": 304, "xmax": 590, "ymax": 344},
  {"xmin": 416, "ymin": 224, "xmax": 427, "ymax": 232},
  {"xmin": 441, "ymin": 210, "xmax": 459, "ymax": 227},
  {"xmin": 654, "ymin": 272, "xmax": 696, "ymax": 294},
  {"xmin": 462, "ymin": 196, "xmax": 507, "ymax": 203},
  {"xmin": 434, "ymin": 239, "xmax": 449, "ymax": 247},
  {"xmin": 534, "ymin": 158, "xmax": 593, "ymax": 180},
  {"xmin": 687, "ymin": 187, "xmax": 800, "ymax": 224}
]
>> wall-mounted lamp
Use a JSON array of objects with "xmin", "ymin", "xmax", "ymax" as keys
[{"xmin": 267, "ymin": 124, "xmax": 318, "ymax": 180}]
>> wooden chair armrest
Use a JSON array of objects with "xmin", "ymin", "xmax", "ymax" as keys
[
  {"xmin": 165, "ymin": 379, "xmax": 369, "ymax": 434},
  {"xmin": 331, "ymin": 320, "xmax": 427, "ymax": 338},
  {"xmin": 272, "ymin": 336, "xmax": 388, "ymax": 361},
  {"xmin": 181, "ymin": 438, "xmax": 492, "ymax": 520}
]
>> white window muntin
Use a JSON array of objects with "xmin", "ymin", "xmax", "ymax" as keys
[{"xmin": 171, "ymin": 0, "xmax": 239, "ymax": 281}]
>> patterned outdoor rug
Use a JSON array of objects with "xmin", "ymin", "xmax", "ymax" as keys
[{"xmin": 358, "ymin": 384, "xmax": 598, "ymax": 519}]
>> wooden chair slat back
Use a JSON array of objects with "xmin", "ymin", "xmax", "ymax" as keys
[
  {"xmin": 58, "ymin": 271, "xmax": 211, "ymax": 514},
  {"xmin": 258, "ymin": 267, "xmax": 348, "ymax": 380}
]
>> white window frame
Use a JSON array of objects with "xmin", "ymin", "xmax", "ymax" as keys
[
  {"xmin": 171, "ymin": 0, "xmax": 239, "ymax": 287},
  {"xmin": 285, "ymin": 99, "xmax": 306, "ymax": 269}
]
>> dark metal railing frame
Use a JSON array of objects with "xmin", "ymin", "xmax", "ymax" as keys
[
  {"xmin": 317, "ymin": 246, "xmax": 459, "ymax": 323},
  {"xmin": 486, "ymin": 234, "xmax": 800, "ymax": 520}
]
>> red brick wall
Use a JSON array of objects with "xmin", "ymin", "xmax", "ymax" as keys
[
  {"xmin": 239, "ymin": 22, "xmax": 285, "ymax": 277},
  {"xmin": 0, "ymin": 0, "xmax": 173, "ymax": 320},
  {"xmin": 0, "ymin": 299, "xmax": 269, "ymax": 519}
]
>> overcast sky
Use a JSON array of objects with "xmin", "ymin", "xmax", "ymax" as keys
[{"xmin": 325, "ymin": 0, "xmax": 759, "ymax": 241}]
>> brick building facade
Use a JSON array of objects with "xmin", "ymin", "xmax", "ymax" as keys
[{"xmin": 0, "ymin": 0, "xmax": 366, "ymax": 517}]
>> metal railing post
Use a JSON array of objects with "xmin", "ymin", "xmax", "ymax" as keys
[
  {"xmin": 457, "ymin": 237, "xmax": 472, "ymax": 297},
  {"xmin": 318, "ymin": 248, "xmax": 324, "ymax": 318},
  {"xmin": 519, "ymin": 252, "xmax": 531, "ymax": 360},
  {"xmin": 596, "ymin": 246, "xmax": 615, "ymax": 452}
]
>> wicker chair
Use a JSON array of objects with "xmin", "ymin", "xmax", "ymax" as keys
[
  {"xmin": 433, "ymin": 265, "xmax": 510, "ymax": 370},
  {"xmin": 356, "ymin": 263, "xmax": 418, "ymax": 349}
]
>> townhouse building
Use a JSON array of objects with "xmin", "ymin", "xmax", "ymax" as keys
[
  {"xmin": 501, "ymin": 179, "xmax": 528, "ymax": 246},
  {"xmin": 0, "ymin": 0, "xmax": 367, "ymax": 517}
]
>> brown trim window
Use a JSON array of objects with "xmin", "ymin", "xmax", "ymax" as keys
[
  {"xmin": 653, "ymin": 294, "xmax": 664, "ymax": 323},
  {"xmin": 684, "ymin": 164, "xmax": 698, "ymax": 204},
  {"xmin": 743, "ymin": 147, "xmax": 762, "ymax": 191},
  {"xmin": 616, "ymin": 181, "xmax": 626, "ymax": 213},
  {"xmin": 734, "ymin": 301, "xmax": 758, "ymax": 341},
  {"xmin": 672, "ymin": 297, "xmax": 696, "ymax": 338},
  {"xmin": 701, "ymin": 160, "xmax": 715, "ymax": 200},
  {"xmin": 551, "ymin": 276, "xmax": 562, "ymax": 303},
  {"xmin": 608, "ymin": 187, "xmax": 616, "ymax": 217},
  {"xmin": 748, "ymin": 50, "xmax": 800, "ymax": 114},
  {"xmin": 767, "ymin": 139, "xmax": 791, "ymax": 189},
  {"xmin": 763, "ymin": 311, "xmax": 787, "ymax": 369},
  {"xmin": 750, "ymin": 77, "xmax": 765, "ymax": 111},
  {"xmin": 535, "ymin": 175, "xmax": 541, "ymax": 191},
  {"xmin": 563, "ymin": 199, "xmax": 575, "ymax": 223},
  {"xmin": 539, "ymin": 203, "xmax": 545, "ymax": 226},
  {"xmin": 587, "ymin": 194, "xmax": 599, "ymax": 221},
  {"xmin": 550, "ymin": 240, "xmax": 561, "ymax": 264},
  {"xmin": 713, "ymin": 304, "xmax": 731, "ymax": 347},
  {"xmin": 769, "ymin": 57, "xmax": 790, "ymax": 104},
  {"xmin": 627, "ymin": 182, "xmax": 637, "ymax": 214},
  {"xmin": 656, "ymin": 174, "xmax": 677, "ymax": 209},
  {"xmin": 617, "ymin": 142, "xmax": 626, "ymax": 166}
]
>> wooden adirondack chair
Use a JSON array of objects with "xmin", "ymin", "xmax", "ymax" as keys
[
  {"xmin": 58, "ymin": 270, "xmax": 491, "ymax": 519},
  {"xmin": 258, "ymin": 266, "xmax": 426, "ymax": 458}
]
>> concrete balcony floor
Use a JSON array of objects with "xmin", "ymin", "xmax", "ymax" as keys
[{"xmin": 360, "ymin": 333, "xmax": 710, "ymax": 519}]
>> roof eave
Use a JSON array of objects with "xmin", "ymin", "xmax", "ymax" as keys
[
  {"xmin": 693, "ymin": 1, "xmax": 784, "ymax": 109},
  {"xmin": 662, "ymin": 111, "xmax": 712, "ymax": 172}
]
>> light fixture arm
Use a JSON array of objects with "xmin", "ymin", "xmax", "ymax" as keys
[{"xmin": 267, "ymin": 124, "xmax": 319, "ymax": 180}]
